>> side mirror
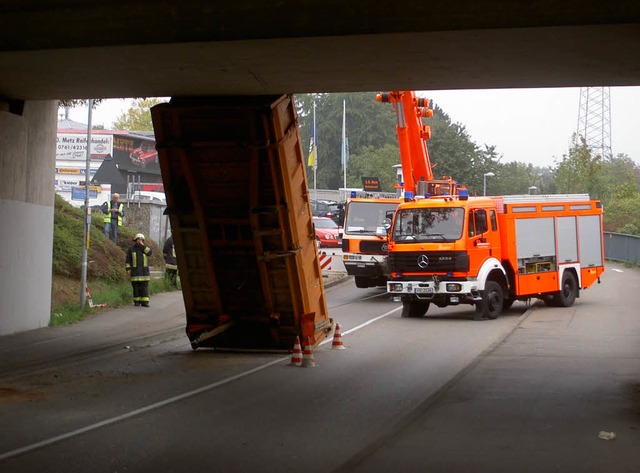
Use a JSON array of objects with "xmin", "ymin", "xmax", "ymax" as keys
[{"xmin": 382, "ymin": 218, "xmax": 392, "ymax": 233}]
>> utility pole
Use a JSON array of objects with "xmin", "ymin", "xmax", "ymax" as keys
[{"xmin": 80, "ymin": 100, "xmax": 93, "ymax": 309}]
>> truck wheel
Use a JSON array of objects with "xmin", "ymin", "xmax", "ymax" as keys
[
  {"xmin": 401, "ymin": 300, "xmax": 430, "ymax": 318},
  {"xmin": 355, "ymin": 276, "xmax": 369, "ymax": 288},
  {"xmin": 551, "ymin": 271, "xmax": 578, "ymax": 307},
  {"xmin": 475, "ymin": 281, "xmax": 503, "ymax": 320},
  {"xmin": 502, "ymin": 295, "xmax": 515, "ymax": 311}
]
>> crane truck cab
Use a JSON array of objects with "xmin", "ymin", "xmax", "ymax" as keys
[{"xmin": 341, "ymin": 196, "xmax": 402, "ymax": 288}]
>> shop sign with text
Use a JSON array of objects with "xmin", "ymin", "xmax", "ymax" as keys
[{"xmin": 56, "ymin": 133, "xmax": 113, "ymax": 160}]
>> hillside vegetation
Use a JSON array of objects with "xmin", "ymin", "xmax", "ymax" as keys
[{"xmin": 52, "ymin": 195, "xmax": 168, "ymax": 324}]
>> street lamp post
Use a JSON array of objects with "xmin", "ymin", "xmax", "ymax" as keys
[
  {"xmin": 483, "ymin": 172, "xmax": 495, "ymax": 196},
  {"xmin": 528, "ymin": 186, "xmax": 537, "ymax": 195}
]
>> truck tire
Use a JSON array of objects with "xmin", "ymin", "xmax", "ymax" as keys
[
  {"xmin": 401, "ymin": 299, "xmax": 430, "ymax": 318},
  {"xmin": 502, "ymin": 295, "xmax": 515, "ymax": 311},
  {"xmin": 475, "ymin": 281, "xmax": 503, "ymax": 320},
  {"xmin": 551, "ymin": 271, "xmax": 578, "ymax": 307},
  {"xmin": 355, "ymin": 276, "xmax": 370, "ymax": 288}
]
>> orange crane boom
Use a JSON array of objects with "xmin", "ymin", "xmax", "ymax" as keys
[{"xmin": 376, "ymin": 91, "xmax": 434, "ymax": 194}]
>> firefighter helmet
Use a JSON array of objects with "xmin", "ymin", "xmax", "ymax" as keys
[{"xmin": 133, "ymin": 233, "xmax": 145, "ymax": 241}]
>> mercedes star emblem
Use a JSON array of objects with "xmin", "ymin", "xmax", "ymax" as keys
[{"xmin": 417, "ymin": 254, "xmax": 429, "ymax": 268}]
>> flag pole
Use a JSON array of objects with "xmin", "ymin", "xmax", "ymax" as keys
[
  {"xmin": 342, "ymin": 99, "xmax": 347, "ymax": 195},
  {"xmin": 313, "ymin": 100, "xmax": 317, "ymax": 200}
]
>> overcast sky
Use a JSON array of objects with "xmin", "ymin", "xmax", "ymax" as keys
[{"xmin": 64, "ymin": 86, "xmax": 640, "ymax": 169}]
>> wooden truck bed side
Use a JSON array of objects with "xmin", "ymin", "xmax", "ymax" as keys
[{"xmin": 151, "ymin": 95, "xmax": 331, "ymax": 350}]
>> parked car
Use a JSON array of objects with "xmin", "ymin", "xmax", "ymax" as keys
[
  {"xmin": 313, "ymin": 217, "xmax": 342, "ymax": 248},
  {"xmin": 128, "ymin": 191, "xmax": 166, "ymax": 204},
  {"xmin": 327, "ymin": 202, "xmax": 345, "ymax": 225},
  {"xmin": 311, "ymin": 199, "xmax": 341, "ymax": 221}
]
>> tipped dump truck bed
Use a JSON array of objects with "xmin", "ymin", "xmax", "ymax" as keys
[{"xmin": 151, "ymin": 95, "xmax": 332, "ymax": 350}]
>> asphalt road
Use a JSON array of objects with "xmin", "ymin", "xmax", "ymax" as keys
[
  {"xmin": 0, "ymin": 278, "xmax": 526, "ymax": 472},
  {"xmin": 0, "ymin": 265, "xmax": 638, "ymax": 472}
]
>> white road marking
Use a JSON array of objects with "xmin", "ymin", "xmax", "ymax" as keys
[
  {"xmin": 320, "ymin": 306, "xmax": 401, "ymax": 346},
  {"xmin": 0, "ymin": 307, "xmax": 400, "ymax": 461}
]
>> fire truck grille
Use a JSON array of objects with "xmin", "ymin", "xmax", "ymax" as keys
[
  {"xmin": 359, "ymin": 240, "xmax": 388, "ymax": 253},
  {"xmin": 388, "ymin": 251, "xmax": 469, "ymax": 273}
]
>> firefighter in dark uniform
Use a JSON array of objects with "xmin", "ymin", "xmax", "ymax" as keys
[
  {"xmin": 162, "ymin": 235, "xmax": 178, "ymax": 287},
  {"xmin": 125, "ymin": 233, "xmax": 153, "ymax": 307}
]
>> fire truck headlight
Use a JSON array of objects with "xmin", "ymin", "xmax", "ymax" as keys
[
  {"xmin": 389, "ymin": 283, "xmax": 403, "ymax": 292},
  {"xmin": 446, "ymin": 283, "xmax": 462, "ymax": 292}
]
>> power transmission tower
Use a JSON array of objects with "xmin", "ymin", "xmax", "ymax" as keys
[{"xmin": 576, "ymin": 87, "xmax": 612, "ymax": 159}]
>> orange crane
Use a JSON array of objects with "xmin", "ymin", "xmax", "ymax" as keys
[
  {"xmin": 376, "ymin": 90, "xmax": 458, "ymax": 197},
  {"xmin": 342, "ymin": 90, "xmax": 456, "ymax": 289}
]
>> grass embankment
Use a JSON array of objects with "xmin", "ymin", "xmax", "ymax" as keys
[{"xmin": 51, "ymin": 195, "xmax": 177, "ymax": 326}]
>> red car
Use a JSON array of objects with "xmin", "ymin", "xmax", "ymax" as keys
[
  {"xmin": 313, "ymin": 217, "xmax": 342, "ymax": 248},
  {"xmin": 130, "ymin": 141, "xmax": 158, "ymax": 167}
]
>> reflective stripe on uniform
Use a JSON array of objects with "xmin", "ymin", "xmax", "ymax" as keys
[{"xmin": 131, "ymin": 276, "xmax": 151, "ymax": 282}]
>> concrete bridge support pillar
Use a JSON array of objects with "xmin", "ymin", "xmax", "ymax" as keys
[{"xmin": 0, "ymin": 101, "xmax": 57, "ymax": 335}]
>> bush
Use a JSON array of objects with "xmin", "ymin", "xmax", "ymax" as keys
[
  {"xmin": 52, "ymin": 194, "xmax": 165, "ymax": 311},
  {"xmin": 603, "ymin": 196, "xmax": 640, "ymax": 233},
  {"xmin": 619, "ymin": 223, "xmax": 640, "ymax": 236}
]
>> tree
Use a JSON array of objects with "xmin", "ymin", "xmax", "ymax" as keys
[
  {"xmin": 424, "ymin": 105, "xmax": 487, "ymax": 194},
  {"xmin": 603, "ymin": 196, "xmax": 640, "ymax": 233},
  {"xmin": 58, "ymin": 99, "xmax": 103, "ymax": 108},
  {"xmin": 347, "ymin": 144, "xmax": 400, "ymax": 193},
  {"xmin": 295, "ymin": 92, "xmax": 398, "ymax": 190},
  {"xmin": 295, "ymin": 93, "xmax": 501, "ymax": 194},
  {"xmin": 599, "ymin": 153, "xmax": 640, "ymax": 202},
  {"xmin": 57, "ymin": 99, "xmax": 103, "ymax": 127},
  {"xmin": 113, "ymin": 98, "xmax": 167, "ymax": 132},
  {"xmin": 555, "ymin": 136, "xmax": 605, "ymax": 198}
]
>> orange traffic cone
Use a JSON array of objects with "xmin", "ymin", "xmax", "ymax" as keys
[
  {"xmin": 289, "ymin": 336, "xmax": 303, "ymax": 367},
  {"xmin": 331, "ymin": 323, "xmax": 346, "ymax": 350},
  {"xmin": 301, "ymin": 336, "xmax": 316, "ymax": 367}
]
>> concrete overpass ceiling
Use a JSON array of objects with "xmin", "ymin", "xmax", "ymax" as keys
[{"xmin": 1, "ymin": 1, "xmax": 639, "ymax": 100}]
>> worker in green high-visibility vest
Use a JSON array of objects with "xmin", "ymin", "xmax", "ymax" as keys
[{"xmin": 102, "ymin": 193, "xmax": 124, "ymax": 243}]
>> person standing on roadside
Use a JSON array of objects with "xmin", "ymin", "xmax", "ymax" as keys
[
  {"xmin": 102, "ymin": 193, "xmax": 124, "ymax": 242},
  {"xmin": 162, "ymin": 235, "xmax": 178, "ymax": 287},
  {"xmin": 125, "ymin": 233, "xmax": 153, "ymax": 307}
]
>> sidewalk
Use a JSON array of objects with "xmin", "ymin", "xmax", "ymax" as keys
[{"xmin": 0, "ymin": 272, "xmax": 349, "ymax": 377}]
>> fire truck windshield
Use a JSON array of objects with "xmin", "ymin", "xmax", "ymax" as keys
[
  {"xmin": 345, "ymin": 201, "xmax": 400, "ymax": 235},
  {"xmin": 393, "ymin": 207, "xmax": 464, "ymax": 242}
]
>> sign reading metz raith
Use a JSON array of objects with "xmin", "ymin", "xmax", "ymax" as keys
[{"xmin": 56, "ymin": 133, "xmax": 113, "ymax": 160}]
